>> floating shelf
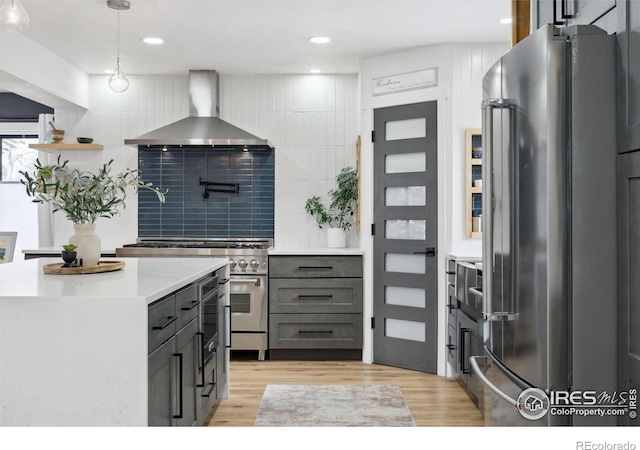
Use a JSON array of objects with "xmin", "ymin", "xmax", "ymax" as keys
[
  {"xmin": 29, "ymin": 143, "xmax": 103, "ymax": 152},
  {"xmin": 465, "ymin": 128, "xmax": 482, "ymax": 239}
]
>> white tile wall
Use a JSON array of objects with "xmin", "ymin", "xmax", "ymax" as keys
[
  {"xmin": 449, "ymin": 44, "xmax": 509, "ymax": 255},
  {"xmin": 50, "ymin": 74, "xmax": 358, "ymax": 249},
  {"xmin": 220, "ymin": 74, "xmax": 359, "ymax": 248}
]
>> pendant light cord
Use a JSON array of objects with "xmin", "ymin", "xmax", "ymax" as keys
[{"xmin": 117, "ymin": 7, "xmax": 120, "ymax": 61}]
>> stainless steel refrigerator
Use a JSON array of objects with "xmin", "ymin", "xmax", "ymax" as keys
[{"xmin": 471, "ymin": 24, "xmax": 618, "ymax": 426}]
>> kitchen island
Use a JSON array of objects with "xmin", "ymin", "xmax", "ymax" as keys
[{"xmin": 0, "ymin": 257, "xmax": 228, "ymax": 426}]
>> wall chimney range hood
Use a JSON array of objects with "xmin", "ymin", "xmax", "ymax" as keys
[{"xmin": 125, "ymin": 70, "xmax": 273, "ymax": 150}]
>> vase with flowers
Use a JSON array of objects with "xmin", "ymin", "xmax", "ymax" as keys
[{"xmin": 20, "ymin": 156, "xmax": 166, "ymax": 267}]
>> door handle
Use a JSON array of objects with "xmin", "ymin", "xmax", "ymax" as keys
[{"xmin": 413, "ymin": 247, "xmax": 436, "ymax": 257}]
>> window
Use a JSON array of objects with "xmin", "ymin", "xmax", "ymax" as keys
[{"xmin": 1, "ymin": 134, "xmax": 39, "ymax": 182}]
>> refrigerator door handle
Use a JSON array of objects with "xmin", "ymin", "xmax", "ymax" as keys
[
  {"xmin": 469, "ymin": 355, "xmax": 517, "ymax": 407},
  {"xmin": 481, "ymin": 97, "xmax": 520, "ymax": 322}
]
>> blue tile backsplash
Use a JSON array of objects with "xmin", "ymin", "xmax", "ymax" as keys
[{"xmin": 138, "ymin": 147, "xmax": 274, "ymax": 238}]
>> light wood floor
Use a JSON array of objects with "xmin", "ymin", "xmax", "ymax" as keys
[{"xmin": 206, "ymin": 354, "xmax": 484, "ymax": 427}]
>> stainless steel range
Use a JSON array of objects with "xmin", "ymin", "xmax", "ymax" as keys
[{"xmin": 116, "ymin": 238, "xmax": 271, "ymax": 360}]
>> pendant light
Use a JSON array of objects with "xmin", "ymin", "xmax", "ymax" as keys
[
  {"xmin": 0, "ymin": 0, "xmax": 29, "ymax": 33},
  {"xmin": 108, "ymin": 0, "xmax": 130, "ymax": 93}
]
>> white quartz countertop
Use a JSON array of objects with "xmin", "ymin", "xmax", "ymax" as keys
[
  {"xmin": 0, "ymin": 256, "xmax": 229, "ymax": 426},
  {"xmin": 22, "ymin": 246, "xmax": 116, "ymax": 255},
  {"xmin": 0, "ymin": 257, "xmax": 228, "ymax": 305},
  {"xmin": 269, "ymin": 247, "xmax": 364, "ymax": 255},
  {"xmin": 445, "ymin": 252, "xmax": 482, "ymax": 262}
]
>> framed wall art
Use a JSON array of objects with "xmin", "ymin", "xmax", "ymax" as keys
[{"xmin": 0, "ymin": 232, "xmax": 17, "ymax": 263}]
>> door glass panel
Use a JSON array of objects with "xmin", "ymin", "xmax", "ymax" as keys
[
  {"xmin": 385, "ymin": 286, "xmax": 425, "ymax": 308},
  {"xmin": 385, "ymin": 220, "xmax": 426, "ymax": 240},
  {"xmin": 385, "ymin": 152, "xmax": 426, "ymax": 174},
  {"xmin": 385, "ymin": 253, "xmax": 425, "ymax": 274},
  {"xmin": 386, "ymin": 186, "xmax": 426, "ymax": 206},
  {"xmin": 385, "ymin": 118, "xmax": 426, "ymax": 141},
  {"xmin": 385, "ymin": 318, "xmax": 426, "ymax": 342}
]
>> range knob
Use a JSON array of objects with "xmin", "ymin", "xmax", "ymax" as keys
[
  {"xmin": 238, "ymin": 258, "xmax": 248, "ymax": 269},
  {"xmin": 228, "ymin": 259, "xmax": 236, "ymax": 269},
  {"xmin": 249, "ymin": 259, "xmax": 260, "ymax": 270}
]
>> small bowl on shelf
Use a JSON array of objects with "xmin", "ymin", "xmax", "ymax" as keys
[
  {"xmin": 51, "ymin": 130, "xmax": 65, "ymax": 143},
  {"xmin": 77, "ymin": 137, "xmax": 94, "ymax": 144}
]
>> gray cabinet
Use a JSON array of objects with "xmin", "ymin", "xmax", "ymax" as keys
[
  {"xmin": 216, "ymin": 281, "xmax": 228, "ymax": 399},
  {"xmin": 268, "ymin": 255, "xmax": 363, "ymax": 359},
  {"xmin": 148, "ymin": 282, "xmax": 201, "ymax": 426},
  {"xmin": 456, "ymin": 309, "xmax": 482, "ymax": 403},
  {"xmin": 617, "ymin": 151, "xmax": 640, "ymax": 425},
  {"xmin": 148, "ymin": 335, "xmax": 175, "ymax": 426},
  {"xmin": 533, "ymin": 0, "xmax": 616, "ymax": 31},
  {"xmin": 444, "ymin": 256, "xmax": 483, "ymax": 412},
  {"xmin": 533, "ymin": 1, "xmax": 640, "ymax": 152}
]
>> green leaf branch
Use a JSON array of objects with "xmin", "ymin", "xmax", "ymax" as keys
[{"xmin": 20, "ymin": 156, "xmax": 167, "ymax": 224}]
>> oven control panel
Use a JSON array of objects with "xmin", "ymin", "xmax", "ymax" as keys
[{"xmin": 228, "ymin": 257, "xmax": 267, "ymax": 274}]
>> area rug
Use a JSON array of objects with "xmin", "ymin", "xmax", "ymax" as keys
[{"xmin": 253, "ymin": 384, "xmax": 416, "ymax": 427}]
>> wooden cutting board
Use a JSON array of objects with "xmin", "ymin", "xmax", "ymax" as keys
[{"xmin": 43, "ymin": 260, "xmax": 125, "ymax": 275}]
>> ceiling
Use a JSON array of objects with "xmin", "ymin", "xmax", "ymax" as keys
[{"xmin": 15, "ymin": 0, "xmax": 512, "ymax": 76}]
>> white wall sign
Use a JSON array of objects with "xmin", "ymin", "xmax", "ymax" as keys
[{"xmin": 372, "ymin": 68, "xmax": 438, "ymax": 96}]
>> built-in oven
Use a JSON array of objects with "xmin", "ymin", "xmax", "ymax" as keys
[
  {"xmin": 229, "ymin": 274, "xmax": 267, "ymax": 360},
  {"xmin": 197, "ymin": 274, "xmax": 219, "ymax": 401}
]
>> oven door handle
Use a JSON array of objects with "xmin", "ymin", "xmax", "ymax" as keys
[{"xmin": 230, "ymin": 278, "xmax": 261, "ymax": 287}]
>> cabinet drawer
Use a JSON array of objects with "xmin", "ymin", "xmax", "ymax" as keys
[
  {"xmin": 269, "ymin": 314, "xmax": 362, "ymax": 349},
  {"xmin": 269, "ymin": 278, "xmax": 362, "ymax": 314},
  {"xmin": 148, "ymin": 294, "xmax": 177, "ymax": 354},
  {"xmin": 269, "ymin": 255, "xmax": 362, "ymax": 278},
  {"xmin": 175, "ymin": 284, "xmax": 199, "ymax": 329}
]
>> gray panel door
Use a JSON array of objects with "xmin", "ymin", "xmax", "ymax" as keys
[
  {"xmin": 372, "ymin": 101, "xmax": 437, "ymax": 373},
  {"xmin": 617, "ymin": 150, "xmax": 640, "ymax": 426}
]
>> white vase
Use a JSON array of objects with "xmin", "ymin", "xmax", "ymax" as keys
[
  {"xmin": 69, "ymin": 223, "xmax": 101, "ymax": 267},
  {"xmin": 327, "ymin": 228, "xmax": 347, "ymax": 248}
]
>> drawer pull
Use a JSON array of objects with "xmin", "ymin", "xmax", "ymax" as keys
[
  {"xmin": 298, "ymin": 266, "xmax": 333, "ymax": 270},
  {"xmin": 298, "ymin": 294, "xmax": 334, "ymax": 299},
  {"xmin": 202, "ymin": 381, "xmax": 215, "ymax": 398},
  {"xmin": 298, "ymin": 330, "xmax": 333, "ymax": 334},
  {"xmin": 152, "ymin": 315, "xmax": 177, "ymax": 330},
  {"xmin": 181, "ymin": 300, "xmax": 199, "ymax": 311}
]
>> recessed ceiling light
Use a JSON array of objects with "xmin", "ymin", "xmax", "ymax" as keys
[
  {"xmin": 499, "ymin": 17, "xmax": 512, "ymax": 24},
  {"xmin": 309, "ymin": 36, "xmax": 330, "ymax": 44},
  {"xmin": 142, "ymin": 37, "xmax": 163, "ymax": 45},
  {"xmin": 310, "ymin": 69, "xmax": 322, "ymax": 74}
]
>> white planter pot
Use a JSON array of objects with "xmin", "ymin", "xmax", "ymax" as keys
[
  {"xmin": 327, "ymin": 228, "xmax": 347, "ymax": 248},
  {"xmin": 69, "ymin": 223, "xmax": 101, "ymax": 267}
]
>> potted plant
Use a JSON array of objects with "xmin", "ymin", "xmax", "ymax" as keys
[
  {"xmin": 61, "ymin": 244, "xmax": 78, "ymax": 267},
  {"xmin": 20, "ymin": 156, "xmax": 166, "ymax": 267},
  {"xmin": 305, "ymin": 166, "xmax": 358, "ymax": 248}
]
